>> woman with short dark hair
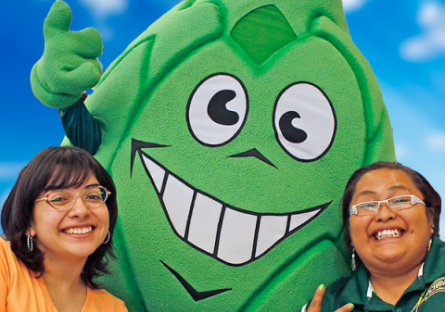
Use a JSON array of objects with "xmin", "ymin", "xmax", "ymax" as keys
[
  {"xmin": 303, "ymin": 162, "xmax": 444, "ymax": 312},
  {"xmin": 1, "ymin": 146, "xmax": 127, "ymax": 311}
]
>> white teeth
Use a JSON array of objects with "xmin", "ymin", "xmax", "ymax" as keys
[
  {"xmin": 255, "ymin": 215, "xmax": 287, "ymax": 258},
  {"xmin": 142, "ymin": 155, "xmax": 165, "ymax": 193},
  {"xmin": 376, "ymin": 229, "xmax": 402, "ymax": 240},
  {"xmin": 217, "ymin": 207, "xmax": 258, "ymax": 265},
  {"xmin": 141, "ymin": 152, "xmax": 326, "ymax": 265},
  {"xmin": 163, "ymin": 174, "xmax": 194, "ymax": 237},
  {"xmin": 187, "ymin": 193, "xmax": 222, "ymax": 254},
  {"xmin": 64, "ymin": 226, "xmax": 92, "ymax": 234}
]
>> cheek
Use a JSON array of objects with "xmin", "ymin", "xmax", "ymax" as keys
[
  {"xmin": 401, "ymin": 210, "xmax": 430, "ymax": 231},
  {"xmin": 100, "ymin": 209, "xmax": 110, "ymax": 228},
  {"xmin": 33, "ymin": 212, "xmax": 58, "ymax": 232},
  {"xmin": 349, "ymin": 218, "xmax": 369, "ymax": 244}
]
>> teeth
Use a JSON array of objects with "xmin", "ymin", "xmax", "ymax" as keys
[
  {"xmin": 217, "ymin": 208, "xmax": 258, "ymax": 264},
  {"xmin": 187, "ymin": 193, "xmax": 222, "ymax": 254},
  {"xmin": 376, "ymin": 229, "xmax": 402, "ymax": 240},
  {"xmin": 140, "ymin": 152, "xmax": 329, "ymax": 266},
  {"xmin": 64, "ymin": 226, "xmax": 93, "ymax": 234}
]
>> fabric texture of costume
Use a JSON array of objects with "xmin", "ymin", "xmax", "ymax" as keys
[
  {"xmin": 0, "ymin": 238, "xmax": 127, "ymax": 312},
  {"xmin": 31, "ymin": 0, "xmax": 397, "ymax": 310},
  {"xmin": 301, "ymin": 236, "xmax": 445, "ymax": 312}
]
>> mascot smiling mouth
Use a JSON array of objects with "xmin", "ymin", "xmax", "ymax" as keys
[{"xmin": 132, "ymin": 141, "xmax": 330, "ymax": 266}]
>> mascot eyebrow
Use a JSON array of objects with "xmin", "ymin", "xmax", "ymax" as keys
[{"xmin": 31, "ymin": 0, "xmax": 396, "ymax": 311}]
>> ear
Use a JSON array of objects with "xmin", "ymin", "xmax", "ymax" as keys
[
  {"xmin": 26, "ymin": 223, "xmax": 36, "ymax": 237},
  {"xmin": 428, "ymin": 207, "xmax": 435, "ymax": 234}
]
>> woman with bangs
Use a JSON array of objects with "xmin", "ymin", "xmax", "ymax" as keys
[{"xmin": 0, "ymin": 146, "xmax": 127, "ymax": 311}]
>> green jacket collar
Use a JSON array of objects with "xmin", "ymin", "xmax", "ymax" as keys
[{"xmin": 340, "ymin": 237, "xmax": 445, "ymax": 308}]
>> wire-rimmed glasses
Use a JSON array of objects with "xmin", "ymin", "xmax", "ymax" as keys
[
  {"xmin": 350, "ymin": 195, "xmax": 425, "ymax": 216},
  {"xmin": 35, "ymin": 185, "xmax": 111, "ymax": 211}
]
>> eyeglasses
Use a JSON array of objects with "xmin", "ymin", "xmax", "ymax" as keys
[
  {"xmin": 350, "ymin": 195, "xmax": 425, "ymax": 216},
  {"xmin": 35, "ymin": 185, "xmax": 111, "ymax": 212}
]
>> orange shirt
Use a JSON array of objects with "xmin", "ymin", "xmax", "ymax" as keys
[{"xmin": 0, "ymin": 238, "xmax": 127, "ymax": 312}]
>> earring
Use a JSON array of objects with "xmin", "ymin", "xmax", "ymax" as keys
[
  {"xmin": 27, "ymin": 235, "xmax": 33, "ymax": 252},
  {"xmin": 428, "ymin": 225, "xmax": 434, "ymax": 252},
  {"xmin": 351, "ymin": 247, "xmax": 356, "ymax": 271},
  {"xmin": 103, "ymin": 231, "xmax": 111, "ymax": 244}
]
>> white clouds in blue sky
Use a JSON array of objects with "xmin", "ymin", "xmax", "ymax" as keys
[
  {"xmin": 426, "ymin": 132, "xmax": 445, "ymax": 151},
  {"xmin": 0, "ymin": 162, "xmax": 26, "ymax": 182},
  {"xmin": 379, "ymin": 82, "xmax": 445, "ymax": 234},
  {"xmin": 79, "ymin": 0, "xmax": 128, "ymax": 19},
  {"xmin": 401, "ymin": 1, "xmax": 445, "ymax": 61},
  {"xmin": 342, "ymin": 0, "xmax": 370, "ymax": 13},
  {"xmin": 394, "ymin": 143, "xmax": 409, "ymax": 159},
  {"xmin": 79, "ymin": 0, "xmax": 128, "ymax": 40}
]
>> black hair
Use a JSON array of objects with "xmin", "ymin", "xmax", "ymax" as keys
[
  {"xmin": 341, "ymin": 161, "xmax": 441, "ymax": 258},
  {"xmin": 1, "ymin": 146, "xmax": 118, "ymax": 289}
]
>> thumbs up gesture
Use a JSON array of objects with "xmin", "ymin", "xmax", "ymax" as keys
[{"xmin": 31, "ymin": 0, "xmax": 103, "ymax": 108}]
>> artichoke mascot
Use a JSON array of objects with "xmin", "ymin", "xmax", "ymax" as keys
[{"xmin": 31, "ymin": 0, "xmax": 396, "ymax": 311}]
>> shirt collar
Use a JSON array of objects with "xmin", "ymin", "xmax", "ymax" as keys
[
  {"xmin": 342, "ymin": 238, "xmax": 445, "ymax": 305},
  {"xmin": 367, "ymin": 262, "xmax": 425, "ymax": 299},
  {"xmin": 341, "ymin": 264, "xmax": 371, "ymax": 305}
]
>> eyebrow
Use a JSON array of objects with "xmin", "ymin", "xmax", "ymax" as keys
[
  {"xmin": 45, "ymin": 183, "xmax": 101, "ymax": 192},
  {"xmin": 86, "ymin": 183, "xmax": 101, "ymax": 188}
]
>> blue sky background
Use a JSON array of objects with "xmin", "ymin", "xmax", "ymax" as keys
[{"xmin": 1, "ymin": 0, "xmax": 444, "ymax": 234}]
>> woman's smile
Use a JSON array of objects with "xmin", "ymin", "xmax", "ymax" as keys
[
  {"xmin": 62, "ymin": 226, "xmax": 94, "ymax": 235},
  {"xmin": 349, "ymin": 168, "xmax": 433, "ymax": 272},
  {"xmin": 31, "ymin": 175, "xmax": 110, "ymax": 262},
  {"xmin": 371, "ymin": 228, "xmax": 404, "ymax": 241}
]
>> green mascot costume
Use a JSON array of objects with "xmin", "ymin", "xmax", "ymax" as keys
[{"xmin": 31, "ymin": 0, "xmax": 396, "ymax": 311}]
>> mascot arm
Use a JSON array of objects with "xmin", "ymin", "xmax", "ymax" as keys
[
  {"xmin": 30, "ymin": 0, "xmax": 103, "ymax": 109},
  {"xmin": 31, "ymin": 0, "xmax": 103, "ymax": 153},
  {"xmin": 58, "ymin": 94, "xmax": 101, "ymax": 154}
]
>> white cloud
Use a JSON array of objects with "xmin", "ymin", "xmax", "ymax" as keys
[
  {"xmin": 342, "ymin": 0, "xmax": 370, "ymax": 13},
  {"xmin": 400, "ymin": 1, "xmax": 445, "ymax": 61},
  {"xmin": 79, "ymin": 0, "xmax": 129, "ymax": 41},
  {"xmin": 79, "ymin": 0, "xmax": 128, "ymax": 19},
  {"xmin": 0, "ymin": 162, "xmax": 26, "ymax": 181},
  {"xmin": 394, "ymin": 143, "xmax": 409, "ymax": 160},
  {"xmin": 426, "ymin": 132, "xmax": 445, "ymax": 151}
]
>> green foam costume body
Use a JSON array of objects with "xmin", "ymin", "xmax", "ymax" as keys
[{"xmin": 31, "ymin": 0, "xmax": 396, "ymax": 311}]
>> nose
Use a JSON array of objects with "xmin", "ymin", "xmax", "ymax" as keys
[
  {"xmin": 68, "ymin": 195, "xmax": 91, "ymax": 218},
  {"xmin": 228, "ymin": 148, "xmax": 277, "ymax": 169},
  {"xmin": 375, "ymin": 202, "xmax": 396, "ymax": 222}
]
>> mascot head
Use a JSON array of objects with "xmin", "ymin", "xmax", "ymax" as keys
[{"xmin": 57, "ymin": 0, "xmax": 395, "ymax": 310}]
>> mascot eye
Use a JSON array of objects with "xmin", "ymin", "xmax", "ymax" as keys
[
  {"xmin": 273, "ymin": 83, "xmax": 336, "ymax": 162},
  {"xmin": 187, "ymin": 74, "xmax": 248, "ymax": 146}
]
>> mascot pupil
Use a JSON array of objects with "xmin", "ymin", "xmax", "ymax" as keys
[{"xmin": 31, "ymin": 0, "xmax": 396, "ymax": 311}]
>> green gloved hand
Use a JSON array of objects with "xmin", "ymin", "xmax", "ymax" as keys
[{"xmin": 31, "ymin": 0, "xmax": 103, "ymax": 109}]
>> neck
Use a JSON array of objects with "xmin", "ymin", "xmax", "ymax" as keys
[
  {"xmin": 42, "ymin": 254, "xmax": 87, "ymax": 293},
  {"xmin": 370, "ymin": 262, "xmax": 423, "ymax": 305},
  {"xmin": 42, "ymin": 255, "xmax": 89, "ymax": 312}
]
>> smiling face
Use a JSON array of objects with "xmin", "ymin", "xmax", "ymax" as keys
[
  {"xmin": 349, "ymin": 168, "xmax": 434, "ymax": 275},
  {"xmin": 83, "ymin": 0, "xmax": 396, "ymax": 310},
  {"xmin": 29, "ymin": 175, "xmax": 110, "ymax": 264}
]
